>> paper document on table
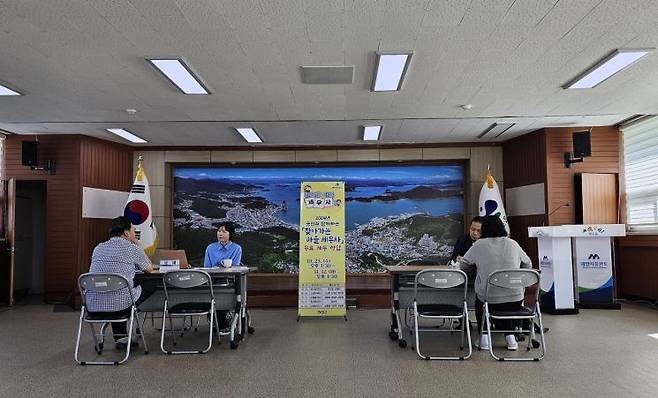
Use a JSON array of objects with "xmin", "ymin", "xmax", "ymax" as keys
[{"xmin": 159, "ymin": 265, "xmax": 180, "ymax": 273}]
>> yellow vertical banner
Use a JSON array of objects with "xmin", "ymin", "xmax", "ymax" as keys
[{"xmin": 298, "ymin": 181, "xmax": 346, "ymax": 317}]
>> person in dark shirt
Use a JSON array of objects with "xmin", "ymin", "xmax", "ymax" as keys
[{"xmin": 450, "ymin": 216, "xmax": 483, "ymax": 262}]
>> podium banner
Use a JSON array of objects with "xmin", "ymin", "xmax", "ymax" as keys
[
  {"xmin": 298, "ymin": 182, "xmax": 346, "ymax": 317},
  {"xmin": 574, "ymin": 237, "xmax": 614, "ymax": 305}
]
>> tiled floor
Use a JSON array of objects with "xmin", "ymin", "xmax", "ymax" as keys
[{"xmin": 1, "ymin": 303, "xmax": 658, "ymax": 397}]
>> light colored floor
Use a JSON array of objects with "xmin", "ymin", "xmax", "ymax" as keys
[{"xmin": 1, "ymin": 303, "xmax": 658, "ymax": 398}]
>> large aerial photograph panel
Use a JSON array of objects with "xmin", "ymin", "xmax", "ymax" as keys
[{"xmin": 173, "ymin": 164, "xmax": 465, "ymax": 272}]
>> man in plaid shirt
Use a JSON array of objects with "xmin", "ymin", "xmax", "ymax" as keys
[{"xmin": 86, "ymin": 216, "xmax": 156, "ymax": 349}]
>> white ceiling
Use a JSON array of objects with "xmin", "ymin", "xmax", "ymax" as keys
[{"xmin": 1, "ymin": 0, "xmax": 657, "ymax": 146}]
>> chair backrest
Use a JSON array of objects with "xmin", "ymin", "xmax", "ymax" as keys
[
  {"xmin": 162, "ymin": 269, "xmax": 214, "ymax": 304},
  {"xmin": 487, "ymin": 269, "xmax": 539, "ymax": 289},
  {"xmin": 79, "ymin": 273, "xmax": 130, "ymax": 293},
  {"xmin": 414, "ymin": 269, "xmax": 468, "ymax": 301},
  {"xmin": 485, "ymin": 269, "xmax": 541, "ymax": 306},
  {"xmin": 78, "ymin": 273, "xmax": 133, "ymax": 306}
]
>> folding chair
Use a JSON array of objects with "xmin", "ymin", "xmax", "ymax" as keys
[
  {"xmin": 74, "ymin": 273, "xmax": 149, "ymax": 365},
  {"xmin": 412, "ymin": 269, "xmax": 472, "ymax": 360},
  {"xmin": 482, "ymin": 269, "xmax": 546, "ymax": 361},
  {"xmin": 160, "ymin": 269, "xmax": 221, "ymax": 354}
]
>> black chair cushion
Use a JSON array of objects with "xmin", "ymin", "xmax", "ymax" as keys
[
  {"xmin": 85, "ymin": 312, "xmax": 130, "ymax": 321},
  {"xmin": 489, "ymin": 307, "xmax": 535, "ymax": 317},
  {"xmin": 168, "ymin": 302, "xmax": 212, "ymax": 314},
  {"xmin": 416, "ymin": 304, "xmax": 463, "ymax": 317}
]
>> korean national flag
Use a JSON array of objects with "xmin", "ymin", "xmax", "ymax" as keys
[
  {"xmin": 123, "ymin": 161, "xmax": 158, "ymax": 255},
  {"xmin": 478, "ymin": 170, "xmax": 509, "ymax": 233}
]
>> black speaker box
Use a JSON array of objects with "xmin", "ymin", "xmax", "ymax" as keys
[
  {"xmin": 22, "ymin": 141, "xmax": 38, "ymax": 166},
  {"xmin": 573, "ymin": 131, "xmax": 591, "ymax": 158}
]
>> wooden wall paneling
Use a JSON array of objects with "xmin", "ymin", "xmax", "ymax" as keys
[
  {"xmin": 502, "ymin": 129, "xmax": 548, "ymax": 259},
  {"xmin": 3, "ymin": 135, "xmax": 82, "ymax": 302},
  {"xmin": 617, "ymin": 245, "xmax": 658, "ymax": 300},
  {"xmin": 502, "ymin": 130, "xmax": 547, "ymax": 187},
  {"xmin": 78, "ymin": 137, "xmax": 133, "ymax": 278},
  {"xmin": 545, "ymin": 126, "xmax": 620, "ymax": 226}
]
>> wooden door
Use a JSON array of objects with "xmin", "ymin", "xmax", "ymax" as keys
[
  {"xmin": 581, "ymin": 173, "xmax": 617, "ymax": 224},
  {"xmin": 0, "ymin": 179, "xmax": 16, "ymax": 305}
]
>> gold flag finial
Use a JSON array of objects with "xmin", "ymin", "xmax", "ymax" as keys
[
  {"xmin": 485, "ymin": 165, "xmax": 494, "ymax": 189},
  {"xmin": 135, "ymin": 155, "xmax": 145, "ymax": 182}
]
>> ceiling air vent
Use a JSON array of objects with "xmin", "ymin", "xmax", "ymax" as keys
[{"xmin": 300, "ymin": 66, "xmax": 354, "ymax": 84}]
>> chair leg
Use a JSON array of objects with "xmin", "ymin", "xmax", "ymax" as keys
[
  {"xmin": 88, "ymin": 323, "xmax": 100, "ymax": 351},
  {"xmin": 413, "ymin": 304, "xmax": 424, "ymax": 359},
  {"xmin": 74, "ymin": 310, "xmax": 85, "ymax": 364},
  {"xmin": 116, "ymin": 313, "xmax": 135, "ymax": 365},
  {"xmin": 463, "ymin": 304, "xmax": 472, "ymax": 359},
  {"xmin": 160, "ymin": 307, "xmax": 168, "ymax": 354},
  {"xmin": 484, "ymin": 303, "xmax": 500, "ymax": 360},
  {"xmin": 169, "ymin": 314, "xmax": 177, "ymax": 346},
  {"xmin": 135, "ymin": 309, "xmax": 149, "ymax": 354},
  {"xmin": 213, "ymin": 306, "xmax": 222, "ymax": 345}
]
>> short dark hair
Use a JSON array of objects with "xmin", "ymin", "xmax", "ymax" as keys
[
  {"xmin": 109, "ymin": 216, "xmax": 132, "ymax": 238},
  {"xmin": 217, "ymin": 222, "xmax": 236, "ymax": 241},
  {"xmin": 480, "ymin": 216, "xmax": 507, "ymax": 238},
  {"xmin": 470, "ymin": 216, "xmax": 484, "ymax": 225}
]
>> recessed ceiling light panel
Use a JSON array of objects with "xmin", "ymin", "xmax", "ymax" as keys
[
  {"xmin": 0, "ymin": 83, "xmax": 21, "ymax": 96},
  {"xmin": 235, "ymin": 128, "xmax": 263, "ymax": 143},
  {"xmin": 564, "ymin": 49, "xmax": 654, "ymax": 89},
  {"xmin": 372, "ymin": 52, "xmax": 412, "ymax": 92},
  {"xmin": 477, "ymin": 123, "xmax": 515, "ymax": 139},
  {"xmin": 106, "ymin": 128, "xmax": 147, "ymax": 144},
  {"xmin": 363, "ymin": 125, "xmax": 382, "ymax": 141},
  {"xmin": 147, "ymin": 58, "xmax": 210, "ymax": 94}
]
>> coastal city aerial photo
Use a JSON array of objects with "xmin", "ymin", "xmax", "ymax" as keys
[{"xmin": 173, "ymin": 165, "xmax": 465, "ymax": 272}]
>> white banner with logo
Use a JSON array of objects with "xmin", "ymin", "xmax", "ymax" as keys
[{"xmin": 573, "ymin": 237, "xmax": 614, "ymax": 304}]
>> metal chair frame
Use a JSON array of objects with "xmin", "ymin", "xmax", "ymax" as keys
[
  {"xmin": 74, "ymin": 273, "xmax": 149, "ymax": 365},
  {"xmin": 160, "ymin": 269, "xmax": 221, "ymax": 354},
  {"xmin": 411, "ymin": 269, "xmax": 472, "ymax": 360},
  {"xmin": 482, "ymin": 269, "xmax": 546, "ymax": 361}
]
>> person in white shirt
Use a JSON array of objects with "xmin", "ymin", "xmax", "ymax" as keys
[{"xmin": 459, "ymin": 216, "xmax": 532, "ymax": 351}]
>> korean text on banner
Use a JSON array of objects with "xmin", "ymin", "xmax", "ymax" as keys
[{"xmin": 298, "ymin": 182, "xmax": 346, "ymax": 317}]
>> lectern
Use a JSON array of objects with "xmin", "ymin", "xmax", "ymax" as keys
[{"xmin": 529, "ymin": 224, "xmax": 625, "ymax": 313}]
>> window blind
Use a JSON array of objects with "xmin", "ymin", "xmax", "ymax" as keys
[{"xmin": 622, "ymin": 116, "xmax": 658, "ymax": 232}]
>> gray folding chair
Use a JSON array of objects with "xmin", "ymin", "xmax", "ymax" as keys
[
  {"xmin": 160, "ymin": 269, "xmax": 221, "ymax": 354},
  {"xmin": 482, "ymin": 269, "xmax": 546, "ymax": 361},
  {"xmin": 74, "ymin": 273, "xmax": 148, "ymax": 365},
  {"xmin": 412, "ymin": 269, "xmax": 472, "ymax": 360}
]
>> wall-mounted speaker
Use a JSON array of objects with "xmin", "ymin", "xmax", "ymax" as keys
[
  {"xmin": 21, "ymin": 141, "xmax": 38, "ymax": 167},
  {"xmin": 573, "ymin": 131, "xmax": 592, "ymax": 158}
]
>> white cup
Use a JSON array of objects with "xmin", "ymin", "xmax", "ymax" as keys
[{"xmin": 221, "ymin": 259, "xmax": 233, "ymax": 268}]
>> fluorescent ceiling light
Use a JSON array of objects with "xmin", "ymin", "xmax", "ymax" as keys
[
  {"xmin": 0, "ymin": 84, "xmax": 21, "ymax": 96},
  {"xmin": 372, "ymin": 53, "xmax": 412, "ymax": 91},
  {"xmin": 236, "ymin": 128, "xmax": 263, "ymax": 143},
  {"xmin": 478, "ymin": 122, "xmax": 515, "ymax": 139},
  {"xmin": 648, "ymin": 333, "xmax": 658, "ymax": 340},
  {"xmin": 363, "ymin": 125, "xmax": 382, "ymax": 141},
  {"xmin": 106, "ymin": 128, "xmax": 147, "ymax": 144},
  {"xmin": 564, "ymin": 49, "xmax": 654, "ymax": 89},
  {"xmin": 147, "ymin": 58, "xmax": 210, "ymax": 94}
]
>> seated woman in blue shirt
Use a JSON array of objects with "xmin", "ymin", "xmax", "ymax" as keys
[
  {"xmin": 204, "ymin": 222, "xmax": 242, "ymax": 268},
  {"xmin": 204, "ymin": 222, "xmax": 242, "ymax": 329}
]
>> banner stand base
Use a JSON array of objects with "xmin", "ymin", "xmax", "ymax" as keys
[
  {"xmin": 297, "ymin": 314, "xmax": 348, "ymax": 322},
  {"xmin": 577, "ymin": 302, "xmax": 621, "ymax": 310},
  {"xmin": 542, "ymin": 307, "xmax": 579, "ymax": 315}
]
